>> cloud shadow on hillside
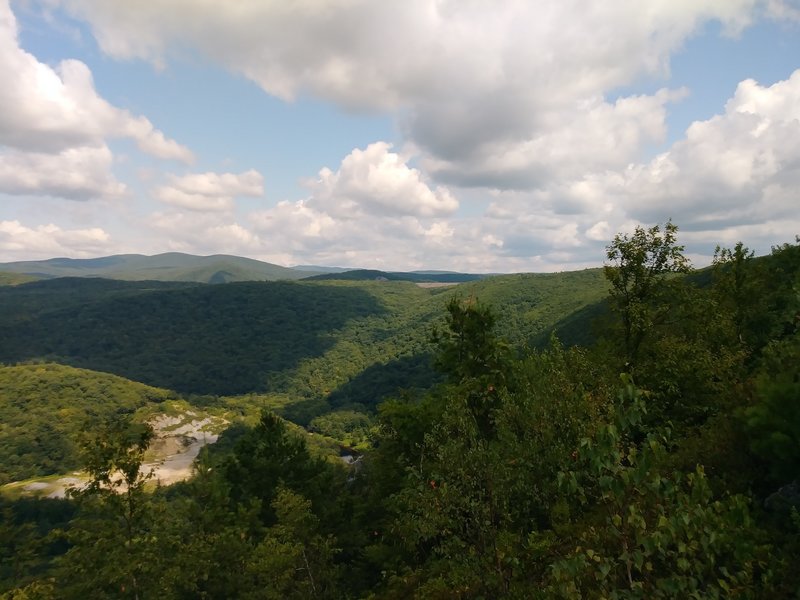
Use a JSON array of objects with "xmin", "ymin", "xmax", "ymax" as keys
[{"xmin": 0, "ymin": 279, "xmax": 388, "ymax": 395}]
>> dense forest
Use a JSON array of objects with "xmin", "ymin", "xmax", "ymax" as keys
[{"xmin": 1, "ymin": 223, "xmax": 799, "ymax": 598}]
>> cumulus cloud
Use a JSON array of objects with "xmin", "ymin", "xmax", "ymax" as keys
[
  {"xmin": 0, "ymin": 219, "xmax": 111, "ymax": 259},
  {"xmin": 0, "ymin": 145, "xmax": 126, "ymax": 199},
  {"xmin": 145, "ymin": 210, "xmax": 264, "ymax": 255},
  {"xmin": 0, "ymin": 2, "xmax": 192, "ymax": 160},
  {"xmin": 49, "ymin": 1, "xmax": 756, "ymax": 104},
  {"xmin": 216, "ymin": 142, "xmax": 493, "ymax": 269},
  {"xmin": 225, "ymin": 142, "xmax": 469, "ymax": 268},
  {"xmin": 606, "ymin": 70, "xmax": 800, "ymax": 229},
  {"xmin": 0, "ymin": 0, "xmax": 192, "ymax": 200},
  {"xmin": 153, "ymin": 169, "xmax": 264, "ymax": 211},
  {"xmin": 47, "ymin": 0, "xmax": 759, "ymax": 188},
  {"xmin": 237, "ymin": 143, "xmax": 579, "ymax": 271},
  {"xmin": 477, "ymin": 69, "xmax": 800, "ymax": 264},
  {"xmin": 306, "ymin": 142, "xmax": 458, "ymax": 218},
  {"xmin": 140, "ymin": 76, "xmax": 800, "ymax": 272},
  {"xmin": 6, "ymin": 0, "xmax": 797, "ymax": 270},
  {"xmin": 248, "ymin": 204, "xmax": 487, "ymax": 271},
  {"xmin": 766, "ymin": 0, "xmax": 800, "ymax": 22},
  {"xmin": 421, "ymin": 88, "xmax": 688, "ymax": 189}
]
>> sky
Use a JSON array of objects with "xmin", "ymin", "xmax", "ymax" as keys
[{"xmin": 1, "ymin": 0, "xmax": 799, "ymax": 272}]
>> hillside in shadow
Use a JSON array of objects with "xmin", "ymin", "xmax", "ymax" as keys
[{"xmin": 0, "ymin": 280, "xmax": 386, "ymax": 395}]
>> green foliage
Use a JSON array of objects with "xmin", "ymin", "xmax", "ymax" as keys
[
  {"xmin": 745, "ymin": 332, "xmax": 800, "ymax": 485},
  {"xmin": 0, "ymin": 364, "xmax": 174, "ymax": 484},
  {"xmin": 153, "ymin": 452, "xmax": 263, "ymax": 598},
  {"xmin": 309, "ymin": 410, "xmax": 375, "ymax": 449},
  {"xmin": 56, "ymin": 418, "xmax": 161, "ymax": 599},
  {"xmin": 0, "ymin": 277, "xmax": 197, "ymax": 324},
  {"xmin": 631, "ymin": 284, "xmax": 747, "ymax": 430},
  {"xmin": 604, "ymin": 220, "xmax": 691, "ymax": 367},
  {"xmin": 382, "ymin": 334, "xmax": 606, "ymax": 597},
  {"xmin": 433, "ymin": 295, "xmax": 509, "ymax": 383},
  {"xmin": 223, "ymin": 411, "xmax": 346, "ymax": 528},
  {"xmin": 0, "ymin": 252, "xmax": 309, "ymax": 283},
  {"xmin": 459, "ymin": 269, "xmax": 610, "ymax": 348},
  {"xmin": 431, "ymin": 296, "xmax": 514, "ymax": 438},
  {"xmin": 324, "ymin": 353, "xmax": 440, "ymax": 415},
  {"xmin": 0, "ymin": 271, "xmax": 609, "ymax": 407},
  {"xmin": 0, "ymin": 280, "xmax": 387, "ymax": 395},
  {"xmin": 3, "ymin": 229, "xmax": 800, "ymax": 598},
  {"xmin": 77, "ymin": 417, "xmax": 155, "ymax": 496},
  {"xmin": 243, "ymin": 488, "xmax": 340, "ymax": 599},
  {"xmin": 740, "ymin": 239, "xmax": 800, "ymax": 487},
  {"xmin": 0, "ymin": 505, "xmax": 41, "ymax": 594},
  {"xmin": 712, "ymin": 242, "xmax": 761, "ymax": 348},
  {"xmin": 550, "ymin": 381, "xmax": 774, "ymax": 598},
  {"xmin": 0, "ymin": 272, "xmax": 38, "ymax": 286},
  {"xmin": 0, "ymin": 497, "xmax": 74, "ymax": 595}
]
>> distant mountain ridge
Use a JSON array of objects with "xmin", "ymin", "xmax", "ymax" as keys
[
  {"xmin": 0, "ymin": 252, "xmax": 319, "ymax": 284},
  {"xmin": 0, "ymin": 269, "xmax": 610, "ymax": 400},
  {"xmin": 291, "ymin": 265, "xmax": 353, "ymax": 273},
  {"xmin": 0, "ymin": 254, "xmax": 489, "ymax": 284},
  {"xmin": 302, "ymin": 269, "xmax": 486, "ymax": 283}
]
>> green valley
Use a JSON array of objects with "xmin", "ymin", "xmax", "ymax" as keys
[{"xmin": 1, "ymin": 228, "xmax": 799, "ymax": 598}]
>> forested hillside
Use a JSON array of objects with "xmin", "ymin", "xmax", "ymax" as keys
[
  {"xmin": 303, "ymin": 269, "xmax": 484, "ymax": 283},
  {"xmin": 1, "ymin": 226, "xmax": 798, "ymax": 598},
  {"xmin": 0, "ymin": 364, "xmax": 179, "ymax": 484},
  {"xmin": 0, "ymin": 271, "xmax": 609, "ymax": 407},
  {"xmin": 0, "ymin": 253, "xmax": 315, "ymax": 283},
  {"xmin": 0, "ymin": 272, "xmax": 38, "ymax": 286}
]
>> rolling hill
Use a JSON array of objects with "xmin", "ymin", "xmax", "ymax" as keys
[
  {"xmin": 303, "ymin": 268, "xmax": 486, "ymax": 283},
  {"xmin": 0, "ymin": 363, "xmax": 180, "ymax": 484},
  {"xmin": 0, "ymin": 252, "xmax": 319, "ymax": 283},
  {"xmin": 0, "ymin": 272, "xmax": 39, "ymax": 286},
  {"xmin": 0, "ymin": 271, "xmax": 610, "ymax": 419},
  {"xmin": 0, "ymin": 253, "xmax": 491, "ymax": 284}
]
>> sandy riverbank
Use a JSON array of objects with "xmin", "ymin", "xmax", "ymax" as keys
[{"xmin": 4, "ymin": 411, "xmax": 224, "ymax": 499}]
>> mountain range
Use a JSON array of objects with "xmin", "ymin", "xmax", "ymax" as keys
[{"xmin": 0, "ymin": 253, "xmax": 488, "ymax": 284}]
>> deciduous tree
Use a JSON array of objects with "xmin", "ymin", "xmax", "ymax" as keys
[{"xmin": 604, "ymin": 221, "xmax": 691, "ymax": 369}]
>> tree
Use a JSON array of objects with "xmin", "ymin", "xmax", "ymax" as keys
[
  {"xmin": 224, "ymin": 411, "xmax": 329, "ymax": 526},
  {"xmin": 549, "ymin": 381, "xmax": 775, "ymax": 598},
  {"xmin": 744, "ymin": 322, "xmax": 800, "ymax": 487},
  {"xmin": 384, "ymin": 336, "xmax": 607, "ymax": 597},
  {"xmin": 432, "ymin": 295, "xmax": 510, "ymax": 384},
  {"xmin": 155, "ymin": 450, "xmax": 261, "ymax": 599},
  {"xmin": 57, "ymin": 418, "xmax": 161, "ymax": 600},
  {"xmin": 432, "ymin": 295, "xmax": 512, "ymax": 438},
  {"xmin": 604, "ymin": 221, "xmax": 691, "ymax": 369},
  {"xmin": 711, "ymin": 241, "xmax": 777, "ymax": 359},
  {"xmin": 244, "ymin": 488, "xmax": 340, "ymax": 599}
]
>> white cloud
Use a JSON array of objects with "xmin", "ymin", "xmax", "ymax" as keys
[
  {"xmin": 4, "ymin": 0, "xmax": 797, "ymax": 271},
  {"xmin": 614, "ymin": 70, "xmax": 800, "ymax": 228},
  {"xmin": 420, "ymin": 89, "xmax": 687, "ymax": 189},
  {"xmin": 49, "ymin": 1, "xmax": 756, "ymax": 104},
  {"xmin": 0, "ymin": 2, "xmax": 192, "ymax": 160},
  {"xmin": 153, "ymin": 169, "xmax": 264, "ymax": 212},
  {"xmin": 585, "ymin": 221, "xmax": 612, "ymax": 242},
  {"xmin": 139, "ymin": 84, "xmax": 800, "ymax": 272},
  {"xmin": 478, "ymin": 69, "xmax": 800, "ymax": 263},
  {"xmin": 240, "ymin": 144, "xmax": 592, "ymax": 271},
  {"xmin": 0, "ymin": 0, "xmax": 192, "ymax": 200},
  {"xmin": 306, "ymin": 142, "xmax": 458, "ymax": 218},
  {"xmin": 48, "ymin": 0, "xmax": 760, "ymax": 188},
  {"xmin": 0, "ymin": 145, "xmax": 126, "ymax": 199},
  {"xmin": 145, "ymin": 210, "xmax": 265, "ymax": 255},
  {"xmin": 229, "ymin": 143, "xmax": 470, "ymax": 268},
  {"xmin": 766, "ymin": 0, "xmax": 800, "ymax": 22},
  {"xmin": 0, "ymin": 219, "xmax": 111, "ymax": 259}
]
